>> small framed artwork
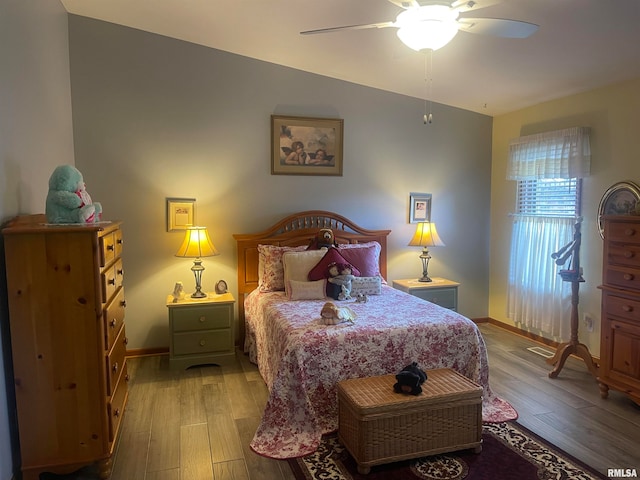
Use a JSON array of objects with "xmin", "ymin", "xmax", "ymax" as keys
[
  {"xmin": 166, "ymin": 197, "xmax": 196, "ymax": 232},
  {"xmin": 597, "ymin": 181, "xmax": 640, "ymax": 238},
  {"xmin": 215, "ymin": 279, "xmax": 228, "ymax": 294},
  {"xmin": 271, "ymin": 115, "xmax": 344, "ymax": 176},
  {"xmin": 409, "ymin": 192, "xmax": 432, "ymax": 223}
]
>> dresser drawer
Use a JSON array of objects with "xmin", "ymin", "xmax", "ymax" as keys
[
  {"xmin": 100, "ymin": 232, "xmax": 117, "ymax": 268},
  {"xmin": 607, "ymin": 221, "xmax": 640, "ymax": 245},
  {"xmin": 603, "ymin": 292, "xmax": 640, "ymax": 324},
  {"xmin": 173, "ymin": 329, "xmax": 233, "ymax": 355},
  {"xmin": 414, "ymin": 287, "xmax": 457, "ymax": 309},
  {"xmin": 106, "ymin": 325, "xmax": 127, "ymax": 395},
  {"xmin": 172, "ymin": 304, "xmax": 232, "ymax": 332},
  {"xmin": 104, "ymin": 287, "xmax": 126, "ymax": 351},
  {"xmin": 605, "ymin": 266, "xmax": 640, "ymax": 293},
  {"xmin": 108, "ymin": 362, "xmax": 128, "ymax": 443},
  {"xmin": 607, "ymin": 242, "xmax": 640, "ymax": 268},
  {"xmin": 102, "ymin": 262, "xmax": 118, "ymax": 304}
]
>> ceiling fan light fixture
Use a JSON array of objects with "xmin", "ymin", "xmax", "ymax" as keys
[{"xmin": 395, "ymin": 5, "xmax": 460, "ymax": 51}]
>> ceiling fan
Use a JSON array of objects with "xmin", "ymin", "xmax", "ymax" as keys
[{"xmin": 301, "ymin": 0, "xmax": 539, "ymax": 52}]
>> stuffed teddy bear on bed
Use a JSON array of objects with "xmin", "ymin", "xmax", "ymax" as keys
[
  {"xmin": 45, "ymin": 165, "xmax": 102, "ymax": 224},
  {"xmin": 307, "ymin": 228, "xmax": 337, "ymax": 250},
  {"xmin": 393, "ymin": 362, "xmax": 428, "ymax": 395}
]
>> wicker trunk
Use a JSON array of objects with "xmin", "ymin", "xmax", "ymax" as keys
[{"xmin": 337, "ymin": 368, "xmax": 483, "ymax": 474}]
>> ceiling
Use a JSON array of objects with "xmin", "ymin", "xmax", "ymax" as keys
[{"xmin": 60, "ymin": 0, "xmax": 640, "ymax": 116}]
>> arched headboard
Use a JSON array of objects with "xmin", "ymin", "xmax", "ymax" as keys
[{"xmin": 233, "ymin": 210, "xmax": 391, "ymax": 342}]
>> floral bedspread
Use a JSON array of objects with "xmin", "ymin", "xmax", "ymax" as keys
[{"xmin": 244, "ymin": 285, "xmax": 517, "ymax": 459}]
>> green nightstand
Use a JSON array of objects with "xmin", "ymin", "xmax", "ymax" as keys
[
  {"xmin": 166, "ymin": 292, "xmax": 236, "ymax": 370},
  {"xmin": 392, "ymin": 278, "xmax": 459, "ymax": 311}
]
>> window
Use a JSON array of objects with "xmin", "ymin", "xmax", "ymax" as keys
[
  {"xmin": 506, "ymin": 127, "xmax": 590, "ymax": 339},
  {"xmin": 517, "ymin": 178, "xmax": 582, "ymax": 217}
]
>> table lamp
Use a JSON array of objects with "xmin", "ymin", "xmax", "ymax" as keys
[
  {"xmin": 175, "ymin": 226, "xmax": 219, "ymax": 298},
  {"xmin": 408, "ymin": 222, "xmax": 445, "ymax": 282}
]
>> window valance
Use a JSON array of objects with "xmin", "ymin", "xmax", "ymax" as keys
[{"xmin": 507, "ymin": 126, "xmax": 591, "ymax": 180}]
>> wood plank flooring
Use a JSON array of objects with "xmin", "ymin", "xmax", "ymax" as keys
[{"xmin": 43, "ymin": 323, "xmax": 640, "ymax": 479}]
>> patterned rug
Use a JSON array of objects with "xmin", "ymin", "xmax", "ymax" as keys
[{"xmin": 288, "ymin": 422, "xmax": 607, "ymax": 480}]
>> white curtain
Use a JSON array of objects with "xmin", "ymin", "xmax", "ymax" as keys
[
  {"xmin": 507, "ymin": 215, "xmax": 573, "ymax": 338},
  {"xmin": 506, "ymin": 126, "xmax": 590, "ymax": 339},
  {"xmin": 507, "ymin": 126, "xmax": 591, "ymax": 180}
]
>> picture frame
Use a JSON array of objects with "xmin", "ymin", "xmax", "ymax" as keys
[
  {"xmin": 409, "ymin": 192, "xmax": 432, "ymax": 223},
  {"xmin": 166, "ymin": 197, "xmax": 196, "ymax": 232},
  {"xmin": 271, "ymin": 115, "xmax": 344, "ymax": 176},
  {"xmin": 597, "ymin": 181, "xmax": 640, "ymax": 238},
  {"xmin": 215, "ymin": 279, "xmax": 228, "ymax": 294}
]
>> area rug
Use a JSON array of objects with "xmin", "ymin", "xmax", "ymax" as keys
[{"xmin": 288, "ymin": 422, "xmax": 607, "ymax": 480}]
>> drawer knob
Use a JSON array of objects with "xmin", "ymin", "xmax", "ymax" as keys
[
  {"xmin": 199, "ymin": 316, "xmax": 206, "ymax": 323},
  {"xmin": 124, "ymin": 337, "xmax": 129, "ymax": 345},
  {"xmin": 199, "ymin": 340, "xmax": 206, "ymax": 346},
  {"xmin": 108, "ymin": 278, "xmax": 116, "ymax": 286},
  {"xmin": 112, "ymin": 362, "xmax": 119, "ymax": 374},
  {"xmin": 624, "ymin": 228, "xmax": 636, "ymax": 237},
  {"xmin": 623, "ymin": 273, "xmax": 635, "ymax": 281},
  {"xmin": 117, "ymin": 238, "xmax": 123, "ymax": 245},
  {"xmin": 624, "ymin": 251, "xmax": 634, "ymax": 258},
  {"xmin": 121, "ymin": 300, "xmax": 127, "ymax": 308},
  {"xmin": 117, "ymin": 268, "xmax": 124, "ymax": 276},
  {"xmin": 114, "ymin": 408, "xmax": 120, "ymax": 418},
  {"xmin": 110, "ymin": 318, "xmax": 117, "ymax": 328},
  {"xmin": 622, "ymin": 305, "xmax": 634, "ymax": 313},
  {"xmin": 107, "ymin": 244, "xmax": 115, "ymax": 251}
]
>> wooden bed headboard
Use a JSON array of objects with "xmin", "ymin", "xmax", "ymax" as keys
[{"xmin": 233, "ymin": 210, "xmax": 391, "ymax": 342}]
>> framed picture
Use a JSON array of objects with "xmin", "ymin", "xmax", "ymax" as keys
[
  {"xmin": 271, "ymin": 115, "xmax": 344, "ymax": 176},
  {"xmin": 597, "ymin": 181, "xmax": 640, "ymax": 238},
  {"xmin": 166, "ymin": 197, "xmax": 196, "ymax": 232},
  {"xmin": 409, "ymin": 192, "xmax": 432, "ymax": 223}
]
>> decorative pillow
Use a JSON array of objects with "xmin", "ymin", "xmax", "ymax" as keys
[
  {"xmin": 351, "ymin": 276, "xmax": 382, "ymax": 295},
  {"xmin": 282, "ymin": 249, "xmax": 327, "ymax": 297},
  {"xmin": 307, "ymin": 247, "xmax": 361, "ymax": 281},
  {"xmin": 338, "ymin": 242, "xmax": 383, "ymax": 279},
  {"xmin": 258, "ymin": 244, "xmax": 307, "ymax": 292},
  {"xmin": 288, "ymin": 279, "xmax": 326, "ymax": 300}
]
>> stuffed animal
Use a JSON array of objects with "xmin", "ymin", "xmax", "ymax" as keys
[
  {"xmin": 308, "ymin": 228, "xmax": 337, "ymax": 250},
  {"xmin": 393, "ymin": 362, "xmax": 428, "ymax": 395},
  {"xmin": 45, "ymin": 165, "xmax": 102, "ymax": 224},
  {"xmin": 327, "ymin": 262, "xmax": 356, "ymax": 300},
  {"xmin": 320, "ymin": 301, "xmax": 356, "ymax": 325}
]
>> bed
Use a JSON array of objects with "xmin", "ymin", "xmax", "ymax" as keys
[{"xmin": 233, "ymin": 210, "xmax": 516, "ymax": 459}]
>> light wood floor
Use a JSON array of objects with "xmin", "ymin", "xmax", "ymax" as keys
[{"xmin": 45, "ymin": 323, "xmax": 640, "ymax": 479}]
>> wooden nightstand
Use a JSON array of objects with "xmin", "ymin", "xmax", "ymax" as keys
[
  {"xmin": 392, "ymin": 278, "xmax": 460, "ymax": 311},
  {"xmin": 166, "ymin": 292, "xmax": 236, "ymax": 370}
]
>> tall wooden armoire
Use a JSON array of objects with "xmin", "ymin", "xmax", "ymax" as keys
[{"xmin": 2, "ymin": 214, "xmax": 128, "ymax": 480}]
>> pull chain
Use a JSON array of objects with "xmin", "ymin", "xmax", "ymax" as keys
[{"xmin": 423, "ymin": 50, "xmax": 433, "ymax": 125}]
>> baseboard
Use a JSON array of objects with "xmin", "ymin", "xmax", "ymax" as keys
[{"xmin": 472, "ymin": 317, "xmax": 601, "ymax": 364}]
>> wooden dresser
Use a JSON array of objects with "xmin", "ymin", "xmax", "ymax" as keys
[
  {"xmin": 2, "ymin": 214, "xmax": 128, "ymax": 480},
  {"xmin": 598, "ymin": 215, "xmax": 640, "ymax": 405}
]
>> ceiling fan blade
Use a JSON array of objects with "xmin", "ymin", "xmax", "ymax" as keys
[
  {"xmin": 457, "ymin": 17, "xmax": 538, "ymax": 38},
  {"xmin": 386, "ymin": 0, "xmax": 420, "ymax": 8},
  {"xmin": 301, "ymin": 21, "xmax": 396, "ymax": 35}
]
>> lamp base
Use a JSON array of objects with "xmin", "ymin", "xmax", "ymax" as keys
[
  {"xmin": 418, "ymin": 276, "xmax": 433, "ymax": 283},
  {"xmin": 191, "ymin": 290, "xmax": 207, "ymax": 299}
]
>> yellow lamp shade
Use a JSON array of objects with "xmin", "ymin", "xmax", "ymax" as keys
[
  {"xmin": 408, "ymin": 222, "xmax": 445, "ymax": 248},
  {"xmin": 175, "ymin": 226, "xmax": 219, "ymax": 258}
]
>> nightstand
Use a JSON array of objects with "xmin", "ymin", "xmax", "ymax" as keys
[
  {"xmin": 392, "ymin": 278, "xmax": 460, "ymax": 311},
  {"xmin": 166, "ymin": 292, "xmax": 235, "ymax": 370}
]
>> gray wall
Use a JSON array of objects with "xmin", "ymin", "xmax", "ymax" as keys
[
  {"xmin": 68, "ymin": 15, "xmax": 493, "ymax": 351},
  {"xmin": 0, "ymin": 1, "xmax": 75, "ymax": 478}
]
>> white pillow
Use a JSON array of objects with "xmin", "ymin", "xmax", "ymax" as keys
[
  {"xmin": 282, "ymin": 249, "xmax": 327, "ymax": 297},
  {"xmin": 288, "ymin": 279, "xmax": 326, "ymax": 300},
  {"xmin": 351, "ymin": 276, "xmax": 382, "ymax": 295}
]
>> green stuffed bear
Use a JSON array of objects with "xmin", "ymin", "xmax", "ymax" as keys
[{"xmin": 45, "ymin": 165, "xmax": 102, "ymax": 224}]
